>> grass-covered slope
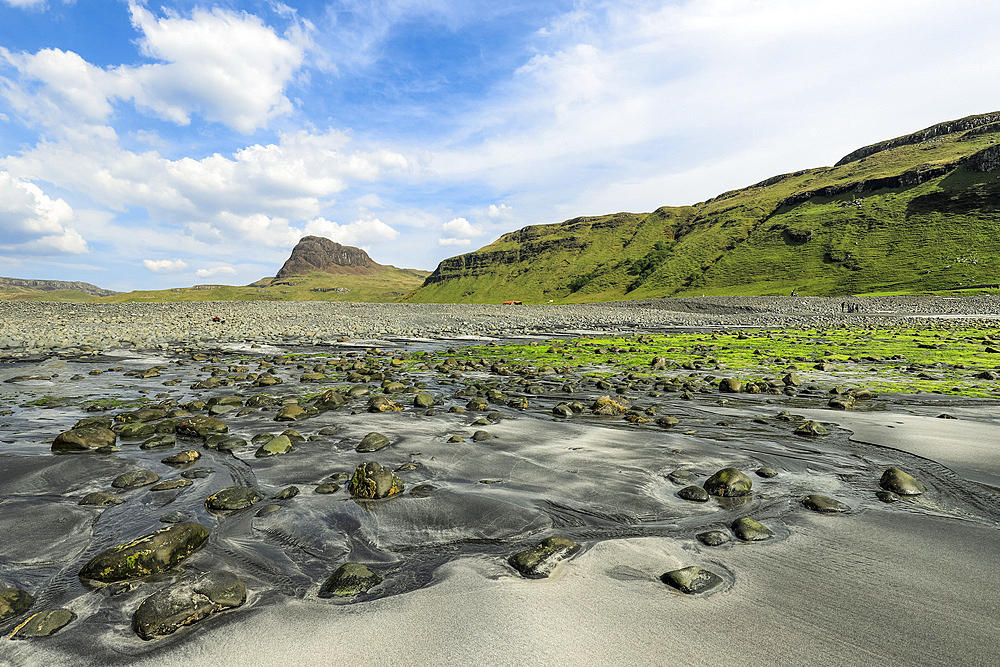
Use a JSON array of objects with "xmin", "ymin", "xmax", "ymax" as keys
[{"xmin": 410, "ymin": 112, "xmax": 1000, "ymax": 303}]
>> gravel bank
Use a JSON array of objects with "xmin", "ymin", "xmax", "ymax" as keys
[{"xmin": 3, "ymin": 296, "xmax": 1000, "ymax": 358}]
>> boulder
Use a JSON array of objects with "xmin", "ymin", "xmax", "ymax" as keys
[
  {"xmin": 275, "ymin": 405, "xmax": 308, "ymax": 421},
  {"xmin": 879, "ymin": 467, "xmax": 926, "ymax": 496},
  {"xmin": 802, "ymin": 494, "xmax": 851, "ymax": 513},
  {"xmin": 161, "ymin": 450, "xmax": 201, "ymax": 466},
  {"xmin": 206, "ymin": 487, "xmax": 261, "ymax": 511},
  {"xmin": 133, "ymin": 570, "xmax": 246, "ymax": 640},
  {"xmin": 314, "ymin": 389, "xmax": 347, "ymax": 410},
  {"xmin": 718, "ymin": 378, "xmax": 742, "ymax": 393},
  {"xmin": 319, "ymin": 563, "xmax": 382, "ymax": 597},
  {"xmin": 176, "ymin": 416, "xmax": 228, "ymax": 438},
  {"xmin": 8, "ymin": 609, "xmax": 75, "ymax": 639},
  {"xmin": 348, "ymin": 462, "xmax": 404, "ymax": 500},
  {"xmin": 794, "ymin": 420, "xmax": 828, "ymax": 437},
  {"xmin": 255, "ymin": 435, "xmax": 293, "ymax": 458},
  {"xmin": 111, "ymin": 469, "xmax": 160, "ymax": 489},
  {"xmin": 79, "ymin": 522, "xmax": 210, "ymax": 583},
  {"xmin": 0, "ymin": 587, "xmax": 34, "ymax": 624},
  {"xmin": 731, "ymin": 517, "xmax": 774, "ymax": 541},
  {"xmin": 696, "ymin": 530, "xmax": 731, "ymax": 547},
  {"xmin": 78, "ymin": 492, "xmax": 123, "ymax": 506},
  {"xmin": 367, "ymin": 396, "xmax": 402, "ymax": 413},
  {"xmin": 356, "ymin": 432, "xmax": 391, "ymax": 453},
  {"xmin": 413, "ymin": 392, "xmax": 435, "ymax": 408},
  {"xmin": 677, "ymin": 485, "xmax": 710, "ymax": 502},
  {"xmin": 52, "ymin": 426, "xmax": 117, "ymax": 452},
  {"xmin": 703, "ymin": 468, "xmax": 753, "ymax": 497},
  {"xmin": 660, "ymin": 566, "xmax": 724, "ymax": 594},
  {"xmin": 508, "ymin": 536, "xmax": 580, "ymax": 578}
]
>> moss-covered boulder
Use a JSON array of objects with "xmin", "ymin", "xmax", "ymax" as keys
[
  {"xmin": 206, "ymin": 486, "xmax": 261, "ymax": 511},
  {"xmin": 660, "ymin": 566, "xmax": 724, "ymax": 594},
  {"xmin": 132, "ymin": 570, "xmax": 246, "ymax": 640},
  {"xmin": 51, "ymin": 426, "xmax": 117, "ymax": 452},
  {"xmin": 879, "ymin": 467, "xmax": 926, "ymax": 496},
  {"xmin": 356, "ymin": 432, "xmax": 390, "ymax": 453},
  {"xmin": 413, "ymin": 392, "xmax": 435, "ymax": 408},
  {"xmin": 0, "ymin": 587, "xmax": 34, "ymax": 624},
  {"xmin": 176, "ymin": 416, "xmax": 228, "ymax": 438},
  {"xmin": 79, "ymin": 522, "xmax": 209, "ymax": 583},
  {"xmin": 703, "ymin": 468, "xmax": 753, "ymax": 497},
  {"xmin": 79, "ymin": 491, "xmax": 123, "ymax": 506},
  {"xmin": 254, "ymin": 435, "xmax": 293, "ymax": 458},
  {"xmin": 8, "ymin": 608, "xmax": 75, "ymax": 639},
  {"xmin": 802, "ymin": 494, "xmax": 851, "ymax": 513},
  {"xmin": 275, "ymin": 405, "xmax": 307, "ymax": 421},
  {"xmin": 368, "ymin": 396, "xmax": 403, "ymax": 413},
  {"xmin": 348, "ymin": 462, "xmax": 404, "ymax": 500},
  {"xmin": 731, "ymin": 517, "xmax": 774, "ymax": 541},
  {"xmin": 161, "ymin": 450, "xmax": 201, "ymax": 466},
  {"xmin": 508, "ymin": 536, "xmax": 581, "ymax": 578},
  {"xmin": 314, "ymin": 389, "xmax": 346, "ymax": 410},
  {"xmin": 111, "ymin": 469, "xmax": 160, "ymax": 489},
  {"xmin": 677, "ymin": 485, "xmax": 710, "ymax": 502},
  {"xmin": 319, "ymin": 563, "xmax": 382, "ymax": 597},
  {"xmin": 718, "ymin": 378, "xmax": 742, "ymax": 393}
]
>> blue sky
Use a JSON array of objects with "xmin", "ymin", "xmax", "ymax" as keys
[{"xmin": 3, "ymin": 0, "xmax": 1000, "ymax": 291}]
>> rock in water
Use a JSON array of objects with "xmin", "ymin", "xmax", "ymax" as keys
[
  {"xmin": 78, "ymin": 492, "xmax": 123, "ymax": 506},
  {"xmin": 731, "ymin": 517, "xmax": 774, "ymax": 541},
  {"xmin": 660, "ymin": 566, "xmax": 724, "ymax": 594},
  {"xmin": 8, "ymin": 609, "xmax": 75, "ymax": 639},
  {"xmin": 879, "ymin": 467, "xmax": 926, "ymax": 495},
  {"xmin": 508, "ymin": 536, "xmax": 581, "ymax": 578},
  {"xmin": 133, "ymin": 570, "xmax": 246, "ymax": 640},
  {"xmin": 79, "ymin": 522, "xmax": 209, "ymax": 583},
  {"xmin": 795, "ymin": 420, "xmax": 828, "ymax": 437},
  {"xmin": 703, "ymin": 468, "xmax": 753, "ymax": 497},
  {"xmin": 111, "ymin": 469, "xmax": 160, "ymax": 489},
  {"xmin": 356, "ymin": 432, "xmax": 390, "ymax": 453},
  {"xmin": 0, "ymin": 587, "xmax": 34, "ymax": 624},
  {"xmin": 318, "ymin": 563, "xmax": 382, "ymax": 597},
  {"xmin": 348, "ymin": 462, "xmax": 404, "ymax": 499},
  {"xmin": 255, "ymin": 434, "xmax": 293, "ymax": 458},
  {"xmin": 206, "ymin": 486, "xmax": 261, "ymax": 510},
  {"xmin": 677, "ymin": 485, "xmax": 710, "ymax": 502},
  {"xmin": 51, "ymin": 426, "xmax": 117, "ymax": 452},
  {"xmin": 802, "ymin": 494, "xmax": 851, "ymax": 513},
  {"xmin": 176, "ymin": 416, "xmax": 228, "ymax": 438}
]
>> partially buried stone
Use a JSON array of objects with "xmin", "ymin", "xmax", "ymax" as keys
[
  {"xmin": 508, "ymin": 536, "xmax": 581, "ymax": 578},
  {"xmin": 314, "ymin": 482, "xmax": 340, "ymax": 494},
  {"xmin": 79, "ymin": 491, "xmax": 123, "ymax": 506},
  {"xmin": 150, "ymin": 478, "xmax": 192, "ymax": 491},
  {"xmin": 731, "ymin": 517, "xmax": 774, "ymax": 541},
  {"xmin": 275, "ymin": 485, "xmax": 299, "ymax": 500},
  {"xmin": 132, "ymin": 570, "xmax": 246, "ymax": 640},
  {"xmin": 255, "ymin": 504, "xmax": 281, "ymax": 517},
  {"xmin": 275, "ymin": 404, "xmax": 307, "ymax": 421},
  {"xmin": 112, "ymin": 469, "xmax": 160, "ymax": 489},
  {"xmin": 79, "ymin": 522, "xmax": 209, "ymax": 583},
  {"xmin": 413, "ymin": 392, "xmax": 435, "ymax": 408},
  {"xmin": 140, "ymin": 434, "xmax": 175, "ymax": 450},
  {"xmin": 879, "ymin": 467, "xmax": 926, "ymax": 496},
  {"xmin": 176, "ymin": 416, "xmax": 228, "ymax": 438},
  {"xmin": 795, "ymin": 420, "xmax": 828, "ymax": 437},
  {"xmin": 51, "ymin": 426, "xmax": 117, "ymax": 452},
  {"xmin": 410, "ymin": 484, "xmax": 436, "ymax": 497},
  {"xmin": 161, "ymin": 450, "xmax": 200, "ymax": 465},
  {"xmin": 356, "ymin": 431, "xmax": 390, "ymax": 453},
  {"xmin": 876, "ymin": 490, "xmax": 900, "ymax": 503},
  {"xmin": 319, "ymin": 563, "xmax": 382, "ymax": 598},
  {"xmin": 255, "ymin": 434, "xmax": 293, "ymax": 458},
  {"xmin": 206, "ymin": 486, "xmax": 260, "ymax": 511},
  {"xmin": 348, "ymin": 462, "xmax": 404, "ymax": 499},
  {"xmin": 703, "ymin": 468, "xmax": 752, "ymax": 497},
  {"xmin": 472, "ymin": 430, "xmax": 495, "ymax": 441},
  {"xmin": 677, "ymin": 485, "xmax": 709, "ymax": 502},
  {"xmin": 9, "ymin": 609, "xmax": 75, "ymax": 639},
  {"xmin": 802, "ymin": 494, "xmax": 850, "ymax": 513},
  {"xmin": 696, "ymin": 530, "xmax": 731, "ymax": 547},
  {"xmin": 660, "ymin": 566, "xmax": 724, "ymax": 595},
  {"xmin": 368, "ymin": 395, "xmax": 402, "ymax": 413},
  {"xmin": 0, "ymin": 587, "xmax": 34, "ymax": 624},
  {"xmin": 756, "ymin": 467, "xmax": 778, "ymax": 478},
  {"xmin": 667, "ymin": 469, "xmax": 696, "ymax": 485}
]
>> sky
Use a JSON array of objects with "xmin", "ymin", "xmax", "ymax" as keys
[{"xmin": 2, "ymin": 0, "xmax": 1000, "ymax": 292}]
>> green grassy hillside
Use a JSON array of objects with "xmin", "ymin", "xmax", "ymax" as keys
[{"xmin": 410, "ymin": 112, "xmax": 1000, "ymax": 303}]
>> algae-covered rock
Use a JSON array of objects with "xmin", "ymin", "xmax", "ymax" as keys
[
  {"xmin": 677, "ymin": 485, "xmax": 710, "ymax": 502},
  {"xmin": 356, "ymin": 432, "xmax": 390, "ymax": 453},
  {"xmin": 660, "ymin": 566, "xmax": 724, "ymax": 594},
  {"xmin": 367, "ymin": 396, "xmax": 402, "ymax": 413},
  {"xmin": 0, "ymin": 587, "xmax": 34, "ymax": 624},
  {"xmin": 274, "ymin": 485, "xmax": 299, "ymax": 500},
  {"xmin": 508, "ymin": 536, "xmax": 580, "ymax": 578},
  {"xmin": 731, "ymin": 517, "xmax": 774, "ymax": 541},
  {"xmin": 348, "ymin": 462, "xmax": 404, "ymax": 499},
  {"xmin": 206, "ymin": 486, "xmax": 261, "ymax": 511},
  {"xmin": 696, "ymin": 530, "xmax": 731, "ymax": 547},
  {"xmin": 879, "ymin": 467, "xmax": 926, "ymax": 496},
  {"xmin": 176, "ymin": 416, "xmax": 228, "ymax": 438},
  {"xmin": 161, "ymin": 450, "xmax": 201, "ymax": 466},
  {"xmin": 413, "ymin": 392, "xmax": 435, "ymax": 408},
  {"xmin": 111, "ymin": 469, "xmax": 160, "ymax": 490},
  {"xmin": 79, "ymin": 522, "xmax": 209, "ymax": 583},
  {"xmin": 274, "ymin": 405, "xmax": 307, "ymax": 421},
  {"xmin": 319, "ymin": 563, "xmax": 382, "ymax": 597},
  {"xmin": 704, "ymin": 468, "xmax": 753, "ymax": 497},
  {"xmin": 802, "ymin": 494, "xmax": 851, "ymax": 513},
  {"xmin": 255, "ymin": 434, "xmax": 293, "ymax": 458},
  {"xmin": 314, "ymin": 389, "xmax": 346, "ymax": 410},
  {"xmin": 79, "ymin": 492, "xmax": 123, "ymax": 506},
  {"xmin": 795, "ymin": 420, "xmax": 828, "ymax": 437},
  {"xmin": 8, "ymin": 608, "xmax": 75, "ymax": 639},
  {"xmin": 133, "ymin": 570, "xmax": 246, "ymax": 640},
  {"xmin": 718, "ymin": 378, "xmax": 742, "ymax": 393},
  {"xmin": 51, "ymin": 426, "xmax": 117, "ymax": 452}
]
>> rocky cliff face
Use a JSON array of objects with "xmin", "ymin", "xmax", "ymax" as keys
[
  {"xmin": 835, "ymin": 112, "xmax": 1000, "ymax": 166},
  {"xmin": 275, "ymin": 236, "xmax": 380, "ymax": 280},
  {"xmin": 0, "ymin": 277, "xmax": 118, "ymax": 296}
]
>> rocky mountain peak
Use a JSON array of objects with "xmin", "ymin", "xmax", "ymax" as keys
[{"xmin": 275, "ymin": 236, "xmax": 380, "ymax": 279}]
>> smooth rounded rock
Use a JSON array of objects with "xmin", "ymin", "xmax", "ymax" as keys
[
  {"xmin": 508, "ymin": 536, "xmax": 580, "ymax": 578},
  {"xmin": 111, "ymin": 469, "xmax": 160, "ymax": 490},
  {"xmin": 319, "ymin": 563, "xmax": 382, "ymax": 597},
  {"xmin": 356, "ymin": 432, "xmax": 390, "ymax": 453},
  {"xmin": 0, "ymin": 587, "xmax": 34, "ymax": 624},
  {"xmin": 879, "ymin": 467, "xmax": 926, "ymax": 496},
  {"xmin": 660, "ymin": 566, "xmax": 724, "ymax": 594},
  {"xmin": 79, "ymin": 522, "xmax": 210, "ymax": 583},
  {"xmin": 8, "ymin": 608, "xmax": 75, "ymax": 639},
  {"xmin": 255, "ymin": 434, "xmax": 293, "ymax": 458},
  {"xmin": 731, "ymin": 517, "xmax": 774, "ymax": 541},
  {"xmin": 52, "ymin": 426, "xmax": 116, "ymax": 452},
  {"xmin": 79, "ymin": 492, "xmax": 123, "ymax": 506},
  {"xmin": 704, "ymin": 467, "xmax": 753, "ymax": 497},
  {"xmin": 696, "ymin": 530, "xmax": 731, "ymax": 547},
  {"xmin": 677, "ymin": 485, "xmax": 710, "ymax": 502},
  {"xmin": 802, "ymin": 494, "xmax": 851, "ymax": 513},
  {"xmin": 132, "ymin": 570, "xmax": 246, "ymax": 640},
  {"xmin": 206, "ymin": 486, "xmax": 260, "ymax": 511}
]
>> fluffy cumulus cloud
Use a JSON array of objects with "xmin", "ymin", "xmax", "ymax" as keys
[
  {"xmin": 142, "ymin": 258, "xmax": 188, "ymax": 273},
  {"xmin": 441, "ymin": 216, "xmax": 482, "ymax": 238},
  {"xmin": 303, "ymin": 216, "xmax": 399, "ymax": 245},
  {"xmin": 0, "ymin": 170, "xmax": 86, "ymax": 254},
  {"xmin": 0, "ymin": 3, "xmax": 310, "ymax": 134},
  {"xmin": 196, "ymin": 265, "xmax": 237, "ymax": 278}
]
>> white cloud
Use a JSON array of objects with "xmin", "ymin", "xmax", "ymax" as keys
[
  {"xmin": 487, "ymin": 203, "xmax": 512, "ymax": 218},
  {"xmin": 2, "ymin": 0, "xmax": 46, "ymax": 7},
  {"xmin": 438, "ymin": 237, "xmax": 472, "ymax": 246},
  {"xmin": 142, "ymin": 258, "xmax": 188, "ymax": 273},
  {"xmin": 0, "ymin": 3, "xmax": 311, "ymax": 134},
  {"xmin": 0, "ymin": 170, "xmax": 86, "ymax": 254},
  {"xmin": 303, "ymin": 216, "xmax": 399, "ymax": 245},
  {"xmin": 441, "ymin": 216, "xmax": 482, "ymax": 238},
  {"xmin": 196, "ymin": 265, "xmax": 237, "ymax": 278}
]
